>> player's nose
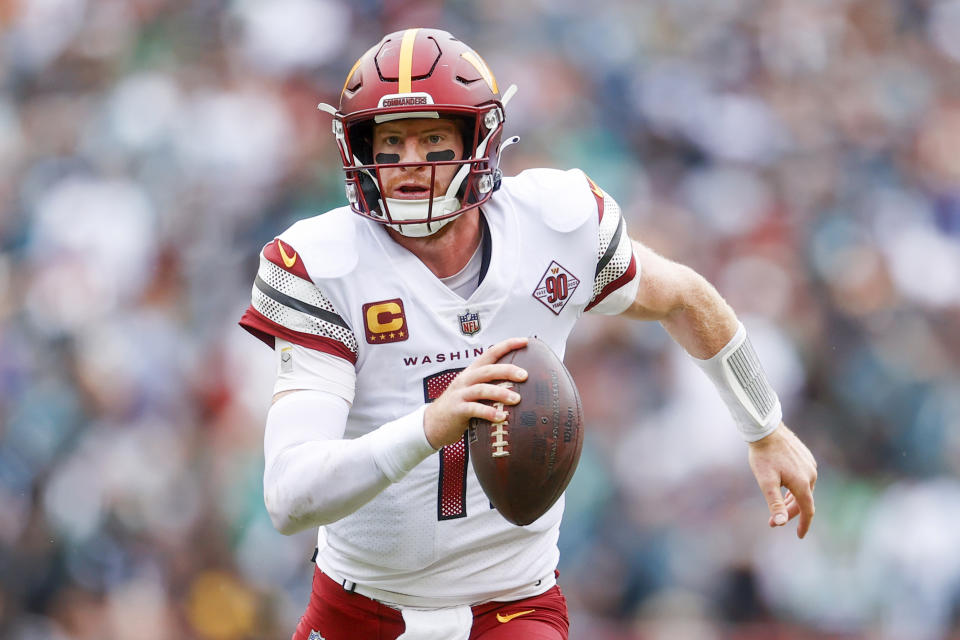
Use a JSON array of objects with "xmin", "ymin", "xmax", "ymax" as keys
[{"xmin": 398, "ymin": 137, "xmax": 427, "ymax": 166}]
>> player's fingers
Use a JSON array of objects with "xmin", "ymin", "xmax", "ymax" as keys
[
  {"xmin": 792, "ymin": 485, "xmax": 816, "ymax": 539},
  {"xmin": 463, "ymin": 401, "xmax": 507, "ymax": 424},
  {"xmin": 465, "ymin": 363, "xmax": 528, "ymax": 385},
  {"xmin": 787, "ymin": 496, "xmax": 801, "ymax": 520},
  {"xmin": 781, "ymin": 489, "xmax": 795, "ymax": 509},
  {"xmin": 462, "ymin": 382, "xmax": 521, "ymax": 406},
  {"xmin": 473, "ymin": 337, "xmax": 529, "ymax": 367},
  {"xmin": 769, "ymin": 491, "xmax": 801, "ymax": 526},
  {"xmin": 759, "ymin": 476, "xmax": 789, "ymax": 528}
]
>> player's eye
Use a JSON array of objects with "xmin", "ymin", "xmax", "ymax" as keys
[
  {"xmin": 427, "ymin": 134, "xmax": 443, "ymax": 144},
  {"xmin": 383, "ymin": 135, "xmax": 401, "ymax": 146}
]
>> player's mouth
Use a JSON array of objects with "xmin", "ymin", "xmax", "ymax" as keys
[{"xmin": 390, "ymin": 183, "xmax": 432, "ymax": 200}]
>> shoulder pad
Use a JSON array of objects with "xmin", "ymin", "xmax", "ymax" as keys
[
  {"xmin": 277, "ymin": 207, "xmax": 360, "ymax": 280},
  {"xmin": 500, "ymin": 168, "xmax": 596, "ymax": 233}
]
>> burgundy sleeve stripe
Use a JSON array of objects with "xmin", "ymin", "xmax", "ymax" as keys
[
  {"xmin": 239, "ymin": 307, "xmax": 358, "ymax": 364},
  {"xmin": 584, "ymin": 254, "xmax": 637, "ymax": 313}
]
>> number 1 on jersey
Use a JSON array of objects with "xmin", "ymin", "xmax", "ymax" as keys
[{"xmin": 423, "ymin": 368, "xmax": 468, "ymax": 520}]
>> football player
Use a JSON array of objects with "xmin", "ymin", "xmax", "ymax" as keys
[{"xmin": 240, "ymin": 28, "xmax": 817, "ymax": 640}]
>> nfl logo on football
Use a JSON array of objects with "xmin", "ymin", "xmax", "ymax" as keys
[{"xmin": 458, "ymin": 310, "xmax": 481, "ymax": 336}]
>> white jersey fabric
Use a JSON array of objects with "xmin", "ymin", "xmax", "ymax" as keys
[{"xmin": 240, "ymin": 168, "xmax": 639, "ymax": 605}]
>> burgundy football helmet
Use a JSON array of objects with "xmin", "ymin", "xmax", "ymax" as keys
[{"xmin": 318, "ymin": 28, "xmax": 517, "ymax": 237}]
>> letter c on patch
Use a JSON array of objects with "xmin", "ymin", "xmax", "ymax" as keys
[
  {"xmin": 366, "ymin": 302, "xmax": 403, "ymax": 332},
  {"xmin": 362, "ymin": 298, "xmax": 409, "ymax": 344}
]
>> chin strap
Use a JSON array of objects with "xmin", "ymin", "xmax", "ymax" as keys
[{"xmin": 380, "ymin": 195, "xmax": 461, "ymax": 237}]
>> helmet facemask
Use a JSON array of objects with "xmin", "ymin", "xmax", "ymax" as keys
[{"xmin": 338, "ymin": 105, "xmax": 505, "ymax": 237}]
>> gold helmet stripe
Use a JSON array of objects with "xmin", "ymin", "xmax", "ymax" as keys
[
  {"xmin": 398, "ymin": 28, "xmax": 421, "ymax": 93},
  {"xmin": 460, "ymin": 51, "xmax": 499, "ymax": 94}
]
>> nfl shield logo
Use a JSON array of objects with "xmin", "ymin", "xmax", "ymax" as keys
[
  {"xmin": 458, "ymin": 310, "xmax": 481, "ymax": 336},
  {"xmin": 308, "ymin": 631, "xmax": 326, "ymax": 640}
]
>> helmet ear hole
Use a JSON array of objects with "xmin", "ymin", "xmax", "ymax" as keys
[
  {"xmin": 357, "ymin": 172, "xmax": 383, "ymax": 215},
  {"xmin": 347, "ymin": 121, "xmax": 374, "ymax": 164},
  {"xmin": 455, "ymin": 117, "xmax": 475, "ymax": 158}
]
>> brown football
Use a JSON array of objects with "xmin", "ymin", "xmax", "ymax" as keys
[{"xmin": 468, "ymin": 337, "xmax": 584, "ymax": 526}]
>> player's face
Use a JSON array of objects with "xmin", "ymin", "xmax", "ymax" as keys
[{"xmin": 372, "ymin": 118, "xmax": 464, "ymax": 201}]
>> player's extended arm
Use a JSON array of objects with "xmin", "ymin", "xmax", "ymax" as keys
[
  {"xmin": 264, "ymin": 390, "xmax": 406, "ymax": 534},
  {"xmin": 621, "ymin": 240, "xmax": 817, "ymax": 538},
  {"xmin": 263, "ymin": 339, "xmax": 528, "ymax": 535}
]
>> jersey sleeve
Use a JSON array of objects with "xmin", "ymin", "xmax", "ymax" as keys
[
  {"xmin": 583, "ymin": 175, "xmax": 641, "ymax": 315},
  {"xmin": 239, "ymin": 238, "xmax": 359, "ymax": 365},
  {"xmin": 273, "ymin": 339, "xmax": 357, "ymax": 404}
]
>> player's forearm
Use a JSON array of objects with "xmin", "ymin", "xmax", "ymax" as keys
[
  {"xmin": 658, "ymin": 266, "xmax": 739, "ymax": 360},
  {"xmin": 662, "ymin": 272, "xmax": 784, "ymax": 441},
  {"xmin": 264, "ymin": 439, "xmax": 392, "ymax": 534},
  {"xmin": 624, "ymin": 241, "xmax": 739, "ymax": 356},
  {"xmin": 263, "ymin": 392, "xmax": 435, "ymax": 534}
]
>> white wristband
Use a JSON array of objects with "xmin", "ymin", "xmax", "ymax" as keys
[
  {"xmin": 693, "ymin": 322, "xmax": 782, "ymax": 442},
  {"xmin": 362, "ymin": 406, "xmax": 437, "ymax": 482}
]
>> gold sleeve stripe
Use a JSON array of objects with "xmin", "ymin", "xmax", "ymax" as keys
[
  {"xmin": 460, "ymin": 51, "xmax": 499, "ymax": 94},
  {"xmin": 398, "ymin": 28, "xmax": 421, "ymax": 93}
]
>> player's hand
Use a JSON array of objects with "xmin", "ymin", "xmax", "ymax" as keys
[
  {"xmin": 423, "ymin": 337, "xmax": 529, "ymax": 449},
  {"xmin": 747, "ymin": 423, "xmax": 817, "ymax": 538}
]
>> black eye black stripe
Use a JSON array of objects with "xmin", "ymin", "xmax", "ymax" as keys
[
  {"xmin": 374, "ymin": 150, "xmax": 456, "ymax": 164},
  {"xmin": 426, "ymin": 149, "xmax": 456, "ymax": 161},
  {"xmin": 255, "ymin": 276, "xmax": 350, "ymax": 330}
]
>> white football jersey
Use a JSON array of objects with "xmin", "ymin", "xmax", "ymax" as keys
[{"xmin": 240, "ymin": 168, "xmax": 638, "ymax": 605}]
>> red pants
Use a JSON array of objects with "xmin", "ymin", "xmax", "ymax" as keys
[{"xmin": 293, "ymin": 568, "xmax": 569, "ymax": 640}]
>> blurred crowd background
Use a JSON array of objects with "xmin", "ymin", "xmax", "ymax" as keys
[{"xmin": 2, "ymin": 0, "xmax": 960, "ymax": 638}]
